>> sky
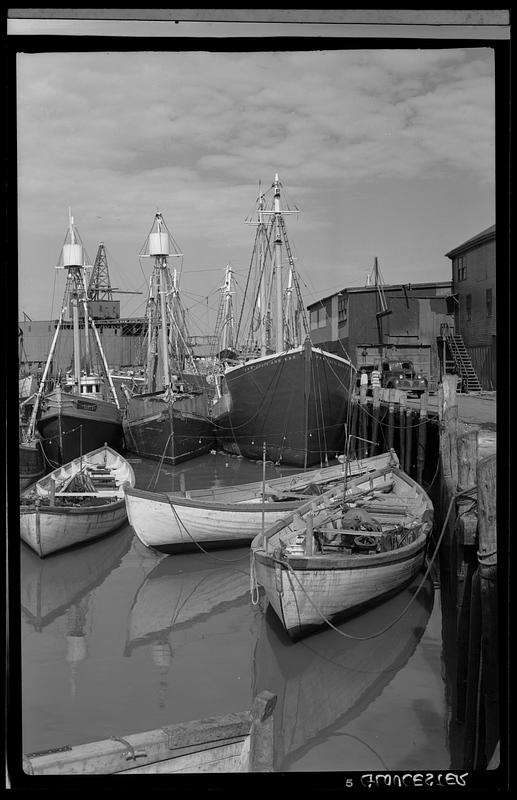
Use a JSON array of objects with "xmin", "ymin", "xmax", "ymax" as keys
[{"xmin": 16, "ymin": 45, "xmax": 496, "ymax": 340}]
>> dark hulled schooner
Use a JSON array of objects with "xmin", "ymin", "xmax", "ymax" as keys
[
  {"xmin": 212, "ymin": 175, "xmax": 355, "ymax": 468},
  {"xmin": 28, "ymin": 212, "xmax": 124, "ymax": 468},
  {"xmin": 122, "ymin": 212, "xmax": 215, "ymax": 465}
]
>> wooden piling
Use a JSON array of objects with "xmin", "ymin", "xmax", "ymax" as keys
[
  {"xmin": 349, "ymin": 394, "xmax": 359, "ymax": 458},
  {"xmin": 370, "ymin": 386, "xmax": 380, "ymax": 456},
  {"xmin": 49, "ymin": 478, "xmax": 56, "ymax": 507},
  {"xmin": 387, "ymin": 389, "xmax": 395, "ymax": 451},
  {"xmin": 359, "ymin": 384, "xmax": 368, "ymax": 458},
  {"xmin": 416, "ymin": 391, "xmax": 428, "ymax": 485},
  {"xmin": 398, "ymin": 392, "xmax": 406, "ymax": 469},
  {"xmin": 405, "ymin": 405, "xmax": 413, "ymax": 477},
  {"xmin": 438, "ymin": 374, "xmax": 459, "ymax": 487},
  {"xmin": 248, "ymin": 691, "xmax": 277, "ymax": 773},
  {"xmin": 457, "ymin": 426, "xmax": 479, "ymax": 493}
]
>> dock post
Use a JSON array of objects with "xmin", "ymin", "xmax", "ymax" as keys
[
  {"xmin": 405, "ymin": 404, "xmax": 413, "ymax": 477},
  {"xmin": 477, "ymin": 454, "xmax": 498, "ymax": 767},
  {"xmin": 359, "ymin": 384, "xmax": 368, "ymax": 458},
  {"xmin": 349, "ymin": 394, "xmax": 358, "ymax": 458},
  {"xmin": 438, "ymin": 375, "xmax": 459, "ymax": 486},
  {"xmin": 387, "ymin": 389, "xmax": 395, "ymax": 451},
  {"xmin": 416, "ymin": 391, "xmax": 428, "ymax": 485},
  {"xmin": 49, "ymin": 477, "xmax": 56, "ymax": 507},
  {"xmin": 399, "ymin": 392, "xmax": 406, "ymax": 469},
  {"xmin": 248, "ymin": 691, "xmax": 277, "ymax": 772},
  {"xmin": 371, "ymin": 386, "xmax": 380, "ymax": 455}
]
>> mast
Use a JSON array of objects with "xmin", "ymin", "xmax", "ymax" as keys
[
  {"xmin": 273, "ymin": 174, "xmax": 284, "ymax": 352},
  {"xmin": 140, "ymin": 211, "xmax": 184, "ymax": 392},
  {"xmin": 221, "ymin": 264, "xmax": 235, "ymax": 353},
  {"xmin": 60, "ymin": 209, "xmax": 91, "ymax": 391},
  {"xmin": 258, "ymin": 193, "xmax": 267, "ymax": 356}
]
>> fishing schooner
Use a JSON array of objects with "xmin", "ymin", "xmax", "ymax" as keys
[
  {"xmin": 212, "ymin": 174, "xmax": 355, "ymax": 468},
  {"xmin": 30, "ymin": 211, "xmax": 124, "ymax": 467},
  {"xmin": 121, "ymin": 211, "xmax": 215, "ymax": 465}
]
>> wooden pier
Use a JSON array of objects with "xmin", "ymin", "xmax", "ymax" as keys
[{"xmin": 349, "ymin": 376, "xmax": 499, "ymax": 772}]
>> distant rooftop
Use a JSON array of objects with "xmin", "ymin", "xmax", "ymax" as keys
[
  {"xmin": 445, "ymin": 225, "xmax": 495, "ymax": 258},
  {"xmin": 307, "ymin": 280, "xmax": 452, "ymax": 310}
]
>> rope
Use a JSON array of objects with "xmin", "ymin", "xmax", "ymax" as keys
[
  {"xmin": 146, "ymin": 433, "xmax": 172, "ymax": 490},
  {"xmin": 165, "ymin": 495, "xmax": 251, "ymax": 564},
  {"xmin": 250, "ymin": 550, "xmax": 260, "ymax": 605},
  {"xmin": 261, "ymin": 487, "xmax": 470, "ymax": 641}
]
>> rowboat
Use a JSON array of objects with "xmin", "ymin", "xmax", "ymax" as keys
[
  {"xmin": 20, "ymin": 445, "xmax": 136, "ymax": 557},
  {"xmin": 252, "ymin": 574, "xmax": 434, "ymax": 770},
  {"xmin": 250, "ymin": 462, "xmax": 433, "ymax": 640},
  {"xmin": 124, "ymin": 451, "xmax": 399, "ymax": 554},
  {"xmin": 23, "ymin": 691, "xmax": 277, "ymax": 774}
]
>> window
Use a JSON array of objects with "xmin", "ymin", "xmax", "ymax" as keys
[
  {"xmin": 310, "ymin": 306, "xmax": 327, "ymax": 330},
  {"xmin": 338, "ymin": 294, "xmax": 347, "ymax": 322},
  {"xmin": 457, "ymin": 256, "xmax": 467, "ymax": 281},
  {"xmin": 486, "ymin": 288, "xmax": 492, "ymax": 317},
  {"xmin": 466, "ymin": 294, "xmax": 472, "ymax": 321}
]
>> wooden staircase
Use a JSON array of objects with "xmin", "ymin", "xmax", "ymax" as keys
[{"xmin": 443, "ymin": 330, "xmax": 482, "ymax": 393}]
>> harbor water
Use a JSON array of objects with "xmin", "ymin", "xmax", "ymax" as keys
[{"xmin": 20, "ymin": 452, "xmax": 451, "ymax": 772}]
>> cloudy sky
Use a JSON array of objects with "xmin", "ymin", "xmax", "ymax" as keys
[{"xmin": 16, "ymin": 45, "xmax": 495, "ymax": 338}]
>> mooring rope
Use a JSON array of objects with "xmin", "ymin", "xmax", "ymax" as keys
[{"xmin": 165, "ymin": 495, "xmax": 251, "ymax": 564}]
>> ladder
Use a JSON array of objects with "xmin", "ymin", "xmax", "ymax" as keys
[{"xmin": 443, "ymin": 329, "xmax": 482, "ymax": 392}]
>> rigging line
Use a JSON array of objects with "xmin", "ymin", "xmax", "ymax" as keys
[
  {"xmin": 279, "ymin": 487, "xmax": 465, "ymax": 641},
  {"xmin": 146, "ymin": 433, "xmax": 172, "ymax": 491},
  {"xmin": 165, "ymin": 496, "xmax": 251, "ymax": 564}
]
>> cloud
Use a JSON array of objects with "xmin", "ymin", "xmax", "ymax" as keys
[{"xmin": 16, "ymin": 48, "xmax": 496, "ymax": 319}]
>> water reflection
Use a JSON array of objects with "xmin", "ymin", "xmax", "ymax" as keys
[
  {"xmin": 133, "ymin": 450, "xmax": 307, "ymax": 494},
  {"xmin": 252, "ymin": 575, "xmax": 434, "ymax": 771},
  {"xmin": 20, "ymin": 530, "xmax": 133, "ymax": 631},
  {"xmin": 124, "ymin": 550, "xmax": 252, "ymax": 707}
]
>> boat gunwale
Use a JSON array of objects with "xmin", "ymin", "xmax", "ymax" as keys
[
  {"xmin": 30, "ymin": 445, "xmax": 135, "ymax": 495},
  {"xmin": 20, "ymin": 497, "xmax": 127, "ymax": 516},
  {"xmin": 253, "ymin": 529, "xmax": 429, "ymax": 572},
  {"xmin": 125, "ymin": 485, "xmax": 303, "ymax": 513}
]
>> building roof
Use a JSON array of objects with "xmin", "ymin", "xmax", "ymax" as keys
[
  {"xmin": 445, "ymin": 224, "xmax": 495, "ymax": 258},
  {"xmin": 307, "ymin": 280, "xmax": 453, "ymax": 310}
]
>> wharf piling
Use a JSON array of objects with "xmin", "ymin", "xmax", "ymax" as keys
[{"xmin": 348, "ymin": 377, "xmax": 499, "ymax": 772}]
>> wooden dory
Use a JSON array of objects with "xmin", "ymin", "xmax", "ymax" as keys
[
  {"xmin": 23, "ymin": 691, "xmax": 277, "ymax": 774},
  {"xmin": 250, "ymin": 463, "xmax": 433, "ymax": 640},
  {"xmin": 20, "ymin": 445, "xmax": 135, "ymax": 557},
  {"xmin": 124, "ymin": 451, "xmax": 399, "ymax": 554}
]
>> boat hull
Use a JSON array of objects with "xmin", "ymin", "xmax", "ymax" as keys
[
  {"xmin": 123, "ymin": 391, "xmax": 215, "ymax": 465},
  {"xmin": 125, "ymin": 488, "xmax": 300, "ymax": 553},
  {"xmin": 19, "ymin": 500, "xmax": 128, "ymax": 557},
  {"xmin": 253, "ymin": 537, "xmax": 428, "ymax": 640},
  {"xmin": 37, "ymin": 390, "xmax": 123, "ymax": 467},
  {"xmin": 125, "ymin": 453, "xmax": 399, "ymax": 554},
  {"xmin": 213, "ymin": 344, "xmax": 352, "ymax": 468},
  {"xmin": 19, "ymin": 440, "xmax": 46, "ymax": 490}
]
